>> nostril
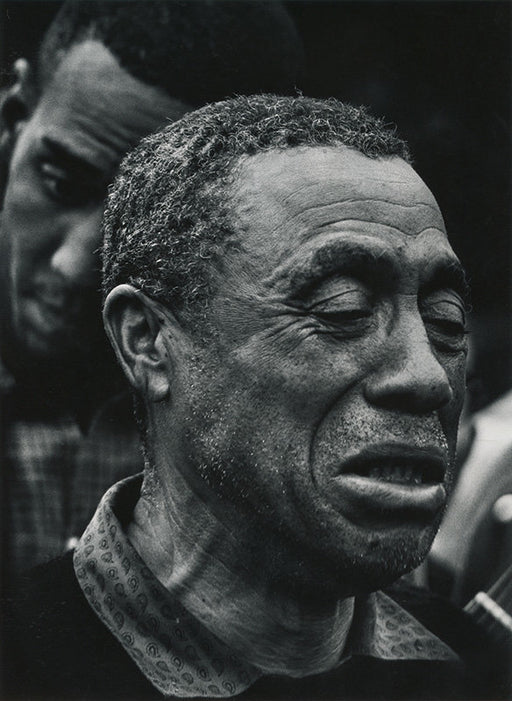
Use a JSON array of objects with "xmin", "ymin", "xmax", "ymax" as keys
[
  {"xmin": 365, "ymin": 363, "xmax": 453, "ymax": 414},
  {"xmin": 432, "ymin": 381, "xmax": 453, "ymax": 406}
]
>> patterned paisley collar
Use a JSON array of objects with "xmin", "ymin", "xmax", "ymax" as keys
[{"xmin": 74, "ymin": 475, "xmax": 457, "ymax": 698}]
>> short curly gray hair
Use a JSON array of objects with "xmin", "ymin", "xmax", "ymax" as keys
[{"xmin": 102, "ymin": 94, "xmax": 411, "ymax": 329}]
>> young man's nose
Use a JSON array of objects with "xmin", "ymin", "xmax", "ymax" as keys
[
  {"xmin": 365, "ymin": 311, "xmax": 453, "ymax": 414},
  {"xmin": 50, "ymin": 209, "xmax": 103, "ymax": 284}
]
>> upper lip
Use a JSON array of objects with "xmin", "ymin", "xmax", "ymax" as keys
[{"xmin": 339, "ymin": 443, "xmax": 447, "ymax": 484}]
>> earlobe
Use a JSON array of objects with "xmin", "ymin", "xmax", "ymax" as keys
[{"xmin": 103, "ymin": 284, "xmax": 180, "ymax": 403}]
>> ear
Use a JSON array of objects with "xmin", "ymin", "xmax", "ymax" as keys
[
  {"xmin": 1, "ymin": 59, "xmax": 36, "ymax": 138},
  {"xmin": 103, "ymin": 284, "xmax": 185, "ymax": 403}
]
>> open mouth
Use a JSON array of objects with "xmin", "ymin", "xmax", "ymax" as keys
[
  {"xmin": 344, "ymin": 456, "xmax": 444, "ymax": 486},
  {"xmin": 325, "ymin": 445, "xmax": 449, "ymax": 518}
]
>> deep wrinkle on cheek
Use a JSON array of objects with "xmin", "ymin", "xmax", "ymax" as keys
[{"xmin": 236, "ymin": 312, "xmax": 321, "ymax": 365}]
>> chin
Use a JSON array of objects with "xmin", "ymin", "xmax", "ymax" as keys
[
  {"xmin": 11, "ymin": 321, "xmax": 86, "ymax": 377},
  {"xmin": 23, "ymin": 332, "xmax": 61, "ymax": 361},
  {"xmin": 345, "ymin": 551, "xmax": 426, "ymax": 596},
  {"xmin": 341, "ymin": 524, "xmax": 438, "ymax": 596},
  {"xmin": 19, "ymin": 326, "xmax": 72, "ymax": 363},
  {"xmin": 289, "ymin": 521, "xmax": 440, "ymax": 602}
]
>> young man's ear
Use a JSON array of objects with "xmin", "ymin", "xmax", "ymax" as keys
[
  {"xmin": 1, "ymin": 59, "xmax": 36, "ymax": 139},
  {"xmin": 0, "ymin": 59, "xmax": 36, "ymax": 199},
  {"xmin": 103, "ymin": 284, "xmax": 187, "ymax": 403}
]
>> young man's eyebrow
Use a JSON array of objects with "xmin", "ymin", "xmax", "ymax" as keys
[{"xmin": 41, "ymin": 137, "xmax": 106, "ymax": 179}]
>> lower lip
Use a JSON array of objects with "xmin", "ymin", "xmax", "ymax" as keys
[
  {"xmin": 329, "ymin": 474, "xmax": 446, "ymax": 518},
  {"xmin": 23, "ymin": 297, "xmax": 67, "ymax": 335}
]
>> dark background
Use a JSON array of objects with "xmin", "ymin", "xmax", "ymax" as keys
[{"xmin": 2, "ymin": 0, "xmax": 510, "ymax": 408}]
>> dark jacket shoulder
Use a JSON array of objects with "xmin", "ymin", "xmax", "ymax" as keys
[
  {"xmin": 386, "ymin": 579, "xmax": 510, "ymax": 699},
  {"xmin": 2, "ymin": 551, "xmax": 159, "ymax": 700},
  {"xmin": 2, "ymin": 555, "xmax": 507, "ymax": 700}
]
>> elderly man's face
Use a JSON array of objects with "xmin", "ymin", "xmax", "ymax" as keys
[
  {"xmin": 1, "ymin": 40, "xmax": 185, "ymax": 364},
  {"xmin": 176, "ymin": 146, "xmax": 467, "ymax": 593}
]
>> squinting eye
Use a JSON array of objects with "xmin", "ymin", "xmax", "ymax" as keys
[
  {"xmin": 314, "ymin": 308, "xmax": 372, "ymax": 324},
  {"xmin": 422, "ymin": 299, "xmax": 468, "ymax": 352},
  {"xmin": 309, "ymin": 289, "xmax": 374, "ymax": 335}
]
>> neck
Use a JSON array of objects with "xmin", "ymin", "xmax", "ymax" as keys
[{"xmin": 127, "ymin": 462, "xmax": 354, "ymax": 678}]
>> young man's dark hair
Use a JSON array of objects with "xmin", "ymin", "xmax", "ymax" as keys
[
  {"xmin": 1, "ymin": 0, "xmax": 302, "ymax": 198},
  {"xmin": 36, "ymin": 0, "xmax": 302, "ymax": 104}
]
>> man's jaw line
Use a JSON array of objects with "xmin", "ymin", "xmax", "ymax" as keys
[{"xmin": 130, "ymin": 460, "xmax": 357, "ymax": 679}]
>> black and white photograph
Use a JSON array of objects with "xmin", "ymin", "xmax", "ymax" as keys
[{"xmin": 1, "ymin": 1, "xmax": 511, "ymax": 698}]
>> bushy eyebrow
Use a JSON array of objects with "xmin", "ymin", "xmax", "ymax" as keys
[
  {"xmin": 421, "ymin": 259, "xmax": 470, "ymax": 307},
  {"xmin": 270, "ymin": 241, "xmax": 400, "ymax": 300},
  {"xmin": 265, "ymin": 239, "xmax": 469, "ymax": 307}
]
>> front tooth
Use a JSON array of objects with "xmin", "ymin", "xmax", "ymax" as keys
[{"xmin": 383, "ymin": 465, "xmax": 394, "ymax": 481}]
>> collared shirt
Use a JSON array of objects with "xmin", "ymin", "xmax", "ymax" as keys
[
  {"xmin": 1, "ymin": 358, "xmax": 142, "ymax": 575},
  {"xmin": 74, "ymin": 475, "xmax": 457, "ymax": 699}
]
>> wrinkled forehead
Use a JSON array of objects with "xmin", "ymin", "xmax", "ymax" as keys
[
  {"xmin": 217, "ymin": 145, "xmax": 456, "ymax": 296},
  {"xmin": 229, "ymin": 145, "xmax": 446, "ymax": 242}
]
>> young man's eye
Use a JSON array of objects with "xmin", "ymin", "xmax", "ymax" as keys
[
  {"xmin": 40, "ymin": 162, "xmax": 70, "ymax": 197},
  {"xmin": 39, "ymin": 161, "xmax": 101, "ymax": 206}
]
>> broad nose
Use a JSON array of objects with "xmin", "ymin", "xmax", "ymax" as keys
[
  {"xmin": 365, "ymin": 309, "xmax": 453, "ymax": 414},
  {"xmin": 50, "ymin": 208, "xmax": 103, "ymax": 285}
]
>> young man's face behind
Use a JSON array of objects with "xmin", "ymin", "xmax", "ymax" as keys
[{"xmin": 2, "ymin": 39, "xmax": 186, "ymax": 366}]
